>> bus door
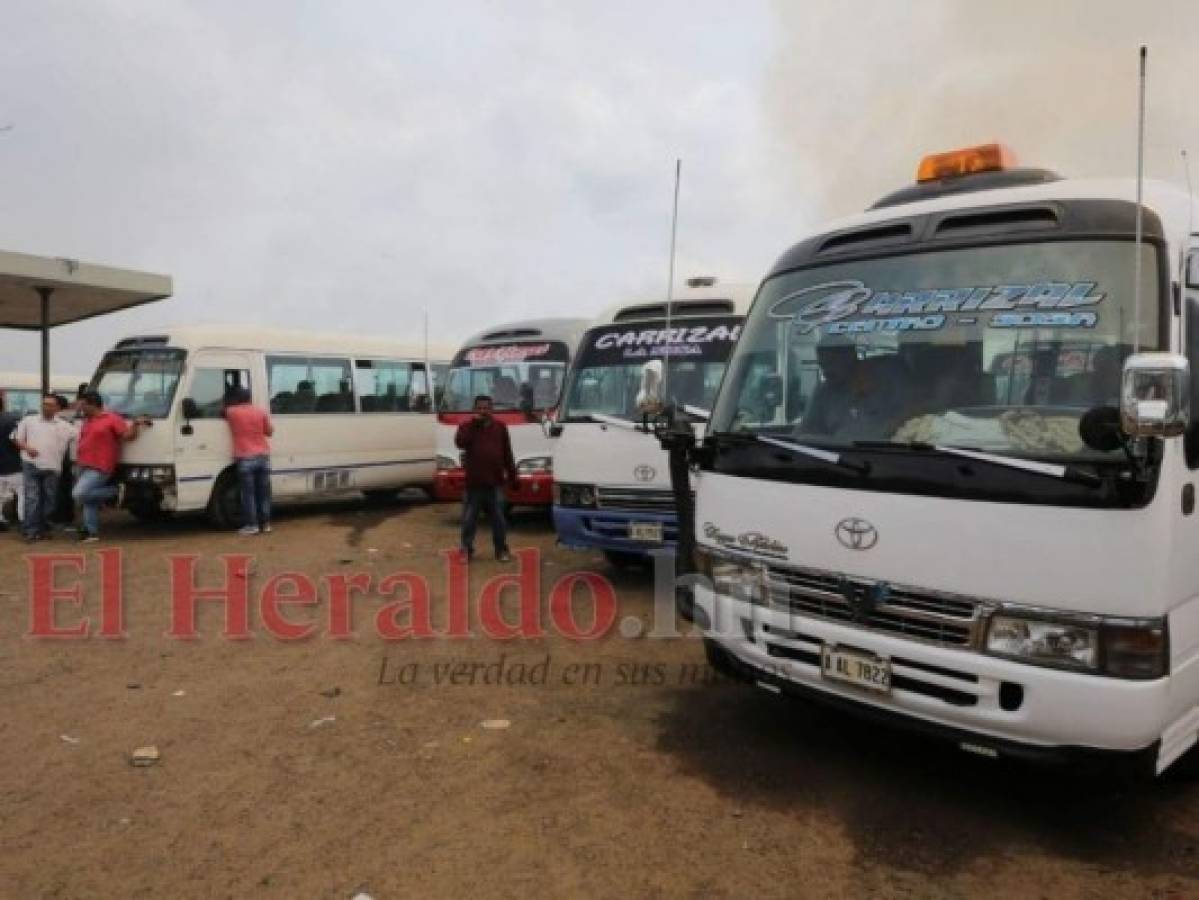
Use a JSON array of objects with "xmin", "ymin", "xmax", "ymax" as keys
[{"xmin": 174, "ymin": 352, "xmax": 254, "ymax": 505}]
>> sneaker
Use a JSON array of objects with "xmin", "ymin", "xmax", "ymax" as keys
[
  {"xmin": 496, "ymin": 550, "xmax": 512, "ymax": 563},
  {"xmin": 261, "ymin": 523, "xmax": 272, "ymax": 534},
  {"xmin": 78, "ymin": 532, "xmax": 99, "ymax": 544},
  {"xmin": 237, "ymin": 525, "xmax": 260, "ymax": 536}
]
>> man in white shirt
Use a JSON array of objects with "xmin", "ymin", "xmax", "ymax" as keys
[{"xmin": 13, "ymin": 395, "xmax": 76, "ymax": 542}]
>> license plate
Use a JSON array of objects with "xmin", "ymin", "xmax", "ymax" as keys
[
  {"xmin": 628, "ymin": 522, "xmax": 664, "ymax": 542},
  {"xmin": 821, "ymin": 645, "xmax": 891, "ymax": 693}
]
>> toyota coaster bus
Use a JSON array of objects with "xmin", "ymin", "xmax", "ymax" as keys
[
  {"xmin": 88, "ymin": 326, "xmax": 452, "ymax": 527},
  {"xmin": 552, "ymin": 278, "xmax": 753, "ymax": 566},
  {"xmin": 434, "ymin": 318, "xmax": 590, "ymax": 509},
  {"xmin": 689, "ymin": 144, "xmax": 1199, "ymax": 775}
]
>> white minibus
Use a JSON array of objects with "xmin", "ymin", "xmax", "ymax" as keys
[
  {"xmin": 88, "ymin": 326, "xmax": 452, "ymax": 526},
  {"xmin": 551, "ymin": 278, "xmax": 753, "ymax": 566},
  {"xmin": 692, "ymin": 144, "xmax": 1199, "ymax": 774},
  {"xmin": 0, "ymin": 372, "xmax": 89, "ymax": 415},
  {"xmin": 434, "ymin": 318, "xmax": 590, "ymax": 509}
]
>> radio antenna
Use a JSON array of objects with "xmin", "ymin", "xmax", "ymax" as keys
[
  {"xmin": 424, "ymin": 309, "xmax": 435, "ymax": 413},
  {"xmin": 661, "ymin": 158, "xmax": 682, "ymax": 411},
  {"xmin": 1183, "ymin": 149, "xmax": 1194, "ymax": 241},
  {"xmin": 1133, "ymin": 46, "xmax": 1147, "ymax": 354}
]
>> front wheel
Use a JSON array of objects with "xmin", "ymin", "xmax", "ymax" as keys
[{"xmin": 207, "ymin": 471, "xmax": 243, "ymax": 530}]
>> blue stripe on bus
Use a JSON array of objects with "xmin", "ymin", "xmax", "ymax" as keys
[{"xmin": 177, "ymin": 458, "xmax": 434, "ymax": 483}]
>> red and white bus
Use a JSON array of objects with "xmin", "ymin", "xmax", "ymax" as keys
[{"xmin": 434, "ymin": 318, "xmax": 590, "ymax": 507}]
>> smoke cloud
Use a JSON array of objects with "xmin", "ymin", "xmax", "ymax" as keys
[{"xmin": 766, "ymin": 0, "xmax": 1199, "ymax": 223}]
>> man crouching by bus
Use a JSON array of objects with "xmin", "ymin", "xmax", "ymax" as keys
[
  {"xmin": 73, "ymin": 390, "xmax": 150, "ymax": 543},
  {"xmin": 456, "ymin": 394, "xmax": 517, "ymax": 563},
  {"xmin": 223, "ymin": 386, "xmax": 274, "ymax": 536}
]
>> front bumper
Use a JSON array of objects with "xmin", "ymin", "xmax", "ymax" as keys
[
  {"xmin": 699, "ymin": 587, "xmax": 1170, "ymax": 772},
  {"xmin": 553, "ymin": 505, "xmax": 679, "ymax": 554},
  {"xmin": 434, "ymin": 468, "xmax": 554, "ymax": 506}
]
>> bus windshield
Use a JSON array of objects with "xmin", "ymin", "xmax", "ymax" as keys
[
  {"xmin": 562, "ymin": 315, "xmax": 743, "ymax": 420},
  {"xmin": 711, "ymin": 241, "xmax": 1160, "ymax": 461},
  {"xmin": 441, "ymin": 341, "xmax": 570, "ymax": 413},
  {"xmin": 92, "ymin": 349, "xmax": 187, "ymax": 419}
]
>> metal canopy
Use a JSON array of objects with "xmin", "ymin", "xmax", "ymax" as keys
[{"xmin": 0, "ymin": 249, "xmax": 172, "ymax": 392}]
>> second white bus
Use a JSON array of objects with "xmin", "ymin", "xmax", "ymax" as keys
[{"xmin": 88, "ymin": 325, "xmax": 452, "ymax": 527}]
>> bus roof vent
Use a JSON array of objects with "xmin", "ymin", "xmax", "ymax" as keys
[
  {"xmin": 817, "ymin": 222, "xmax": 913, "ymax": 255},
  {"xmin": 613, "ymin": 300, "xmax": 734, "ymax": 322},
  {"xmin": 115, "ymin": 335, "xmax": 169, "ymax": 348},
  {"xmin": 933, "ymin": 205, "xmax": 1060, "ymax": 239},
  {"xmin": 481, "ymin": 327, "xmax": 542, "ymax": 341}
]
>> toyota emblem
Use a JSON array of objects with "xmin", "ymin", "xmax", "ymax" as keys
[
  {"xmin": 633, "ymin": 464, "xmax": 657, "ymax": 482},
  {"xmin": 835, "ymin": 517, "xmax": 878, "ymax": 550}
]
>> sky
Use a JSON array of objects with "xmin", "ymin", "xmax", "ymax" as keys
[{"xmin": 1, "ymin": 0, "xmax": 1196, "ymax": 375}]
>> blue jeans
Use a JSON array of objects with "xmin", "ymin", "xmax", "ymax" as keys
[
  {"xmin": 73, "ymin": 467, "xmax": 117, "ymax": 537},
  {"xmin": 22, "ymin": 463, "xmax": 59, "ymax": 538},
  {"xmin": 461, "ymin": 486, "xmax": 508, "ymax": 555},
  {"xmin": 237, "ymin": 455, "xmax": 272, "ymax": 528}
]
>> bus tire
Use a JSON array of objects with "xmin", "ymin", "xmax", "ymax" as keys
[{"xmin": 207, "ymin": 471, "xmax": 243, "ymax": 530}]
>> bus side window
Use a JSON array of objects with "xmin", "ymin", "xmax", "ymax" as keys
[
  {"xmin": 355, "ymin": 359, "xmax": 412, "ymax": 413},
  {"xmin": 1186, "ymin": 294, "xmax": 1199, "ymax": 469},
  {"xmin": 187, "ymin": 368, "xmax": 251, "ymax": 418}
]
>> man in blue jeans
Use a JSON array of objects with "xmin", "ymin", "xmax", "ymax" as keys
[
  {"xmin": 12, "ymin": 394, "xmax": 75, "ymax": 542},
  {"xmin": 72, "ymin": 391, "xmax": 150, "ymax": 542},
  {"xmin": 223, "ymin": 387, "xmax": 274, "ymax": 536},
  {"xmin": 455, "ymin": 394, "xmax": 518, "ymax": 562}
]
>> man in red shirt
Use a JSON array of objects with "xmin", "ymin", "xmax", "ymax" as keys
[
  {"xmin": 72, "ymin": 390, "xmax": 150, "ymax": 542},
  {"xmin": 455, "ymin": 394, "xmax": 518, "ymax": 562},
  {"xmin": 222, "ymin": 386, "xmax": 275, "ymax": 536}
]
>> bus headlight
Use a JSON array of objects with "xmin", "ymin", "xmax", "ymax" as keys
[
  {"xmin": 985, "ymin": 613, "xmax": 1168, "ymax": 679},
  {"xmin": 554, "ymin": 483, "xmax": 596, "ymax": 508},
  {"xmin": 436, "ymin": 454, "xmax": 460, "ymax": 471},
  {"xmin": 986, "ymin": 615, "xmax": 1098, "ymax": 671},
  {"xmin": 517, "ymin": 456, "xmax": 552, "ymax": 475}
]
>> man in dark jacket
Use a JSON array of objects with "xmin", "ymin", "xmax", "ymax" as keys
[
  {"xmin": 455, "ymin": 394, "xmax": 518, "ymax": 562},
  {"xmin": 0, "ymin": 395, "xmax": 21, "ymax": 531}
]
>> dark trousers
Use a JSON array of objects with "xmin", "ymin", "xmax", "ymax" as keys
[
  {"xmin": 22, "ymin": 463, "xmax": 59, "ymax": 538},
  {"xmin": 461, "ymin": 486, "xmax": 508, "ymax": 555},
  {"xmin": 236, "ymin": 455, "xmax": 272, "ymax": 528}
]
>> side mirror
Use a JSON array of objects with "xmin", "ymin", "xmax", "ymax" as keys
[
  {"xmin": 180, "ymin": 397, "xmax": 199, "ymax": 436},
  {"xmin": 1121, "ymin": 353, "xmax": 1190, "ymax": 438}
]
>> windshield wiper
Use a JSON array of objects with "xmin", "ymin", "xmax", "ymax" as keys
[
  {"xmin": 852, "ymin": 441, "xmax": 1102, "ymax": 487},
  {"xmin": 716, "ymin": 432, "xmax": 870, "ymax": 475}
]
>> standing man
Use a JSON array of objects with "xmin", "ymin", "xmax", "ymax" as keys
[
  {"xmin": 455, "ymin": 394, "xmax": 517, "ymax": 562},
  {"xmin": 72, "ymin": 390, "xmax": 150, "ymax": 543},
  {"xmin": 12, "ymin": 394, "xmax": 76, "ymax": 542},
  {"xmin": 0, "ymin": 395, "xmax": 23, "ymax": 532},
  {"xmin": 222, "ymin": 386, "xmax": 274, "ymax": 536}
]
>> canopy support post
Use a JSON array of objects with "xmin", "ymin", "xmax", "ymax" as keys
[{"xmin": 36, "ymin": 285, "xmax": 53, "ymax": 395}]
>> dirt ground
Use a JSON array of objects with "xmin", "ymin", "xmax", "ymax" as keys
[{"xmin": 0, "ymin": 495, "xmax": 1196, "ymax": 899}]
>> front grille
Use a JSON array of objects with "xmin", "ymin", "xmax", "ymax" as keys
[
  {"xmin": 595, "ymin": 487, "xmax": 680, "ymax": 513},
  {"xmin": 765, "ymin": 565, "xmax": 983, "ymax": 648}
]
